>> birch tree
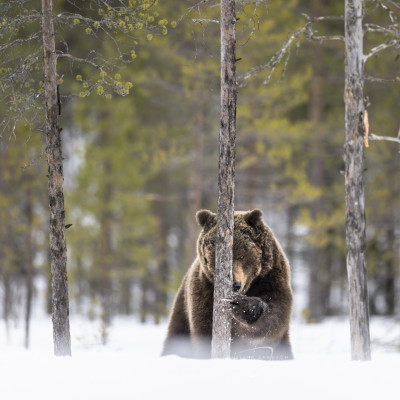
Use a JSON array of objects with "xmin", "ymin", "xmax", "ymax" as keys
[
  {"xmin": 343, "ymin": 0, "xmax": 400, "ymax": 361},
  {"xmin": 212, "ymin": 0, "xmax": 237, "ymax": 359}
]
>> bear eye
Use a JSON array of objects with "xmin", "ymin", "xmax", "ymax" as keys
[{"xmin": 238, "ymin": 255, "xmax": 244, "ymax": 261}]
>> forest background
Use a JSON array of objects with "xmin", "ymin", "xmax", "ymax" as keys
[{"xmin": 1, "ymin": 0, "xmax": 399, "ymax": 347}]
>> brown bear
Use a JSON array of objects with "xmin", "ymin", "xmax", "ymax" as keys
[{"xmin": 161, "ymin": 209, "xmax": 293, "ymax": 360}]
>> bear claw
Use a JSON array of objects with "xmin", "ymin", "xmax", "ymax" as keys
[{"xmin": 221, "ymin": 298, "xmax": 239, "ymax": 305}]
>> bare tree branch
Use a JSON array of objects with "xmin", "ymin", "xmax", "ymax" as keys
[
  {"xmin": 312, "ymin": 35, "xmax": 344, "ymax": 41},
  {"xmin": 57, "ymin": 52, "xmax": 102, "ymax": 70},
  {"xmin": 364, "ymin": 23, "xmax": 397, "ymax": 35},
  {"xmin": 377, "ymin": 0, "xmax": 399, "ymax": 23},
  {"xmin": 369, "ymin": 133, "xmax": 400, "ymax": 144},
  {"xmin": 364, "ymin": 39, "xmax": 399, "ymax": 61},
  {"xmin": 365, "ymin": 74, "xmax": 400, "ymax": 84},
  {"xmin": 238, "ymin": 15, "xmax": 344, "ymax": 86},
  {"xmin": 238, "ymin": 26, "xmax": 304, "ymax": 85},
  {"xmin": 0, "ymin": 32, "xmax": 41, "ymax": 54},
  {"xmin": 192, "ymin": 18, "xmax": 220, "ymax": 24}
]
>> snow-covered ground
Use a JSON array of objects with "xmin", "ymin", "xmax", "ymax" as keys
[{"xmin": 1, "ymin": 315, "xmax": 400, "ymax": 400}]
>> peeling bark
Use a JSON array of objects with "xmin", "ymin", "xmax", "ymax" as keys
[
  {"xmin": 344, "ymin": 0, "xmax": 371, "ymax": 361},
  {"xmin": 212, "ymin": 0, "xmax": 237, "ymax": 359},
  {"xmin": 42, "ymin": 0, "xmax": 71, "ymax": 356}
]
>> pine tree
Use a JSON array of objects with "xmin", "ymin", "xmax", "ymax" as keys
[
  {"xmin": 344, "ymin": 0, "xmax": 371, "ymax": 361},
  {"xmin": 212, "ymin": 0, "xmax": 237, "ymax": 359}
]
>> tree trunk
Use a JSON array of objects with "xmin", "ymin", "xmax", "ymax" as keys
[
  {"xmin": 24, "ymin": 192, "xmax": 34, "ymax": 349},
  {"xmin": 2, "ymin": 271, "xmax": 11, "ymax": 342},
  {"xmin": 140, "ymin": 276, "xmax": 149, "ymax": 324},
  {"xmin": 42, "ymin": 0, "xmax": 71, "ymax": 356},
  {"xmin": 100, "ymin": 157, "xmax": 113, "ymax": 343},
  {"xmin": 0, "ymin": 170, "xmax": 11, "ymax": 343},
  {"xmin": 155, "ymin": 195, "xmax": 169, "ymax": 324},
  {"xmin": 188, "ymin": 85, "xmax": 205, "ymax": 261},
  {"xmin": 383, "ymin": 228, "xmax": 395, "ymax": 315},
  {"xmin": 307, "ymin": 0, "xmax": 328, "ymax": 322},
  {"xmin": 212, "ymin": 0, "xmax": 237, "ymax": 359},
  {"xmin": 344, "ymin": 0, "xmax": 371, "ymax": 361}
]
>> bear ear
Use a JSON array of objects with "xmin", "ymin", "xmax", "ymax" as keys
[
  {"xmin": 196, "ymin": 210, "xmax": 217, "ymax": 230},
  {"xmin": 244, "ymin": 209, "xmax": 263, "ymax": 228}
]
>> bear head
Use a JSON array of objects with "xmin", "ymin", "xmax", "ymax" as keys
[{"xmin": 195, "ymin": 209, "xmax": 275, "ymax": 294}]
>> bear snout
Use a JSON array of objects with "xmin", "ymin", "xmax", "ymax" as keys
[{"xmin": 233, "ymin": 281, "xmax": 242, "ymax": 292}]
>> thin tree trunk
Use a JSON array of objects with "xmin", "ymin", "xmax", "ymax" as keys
[
  {"xmin": 155, "ymin": 196, "xmax": 169, "ymax": 324},
  {"xmin": 0, "ymin": 170, "xmax": 11, "ymax": 343},
  {"xmin": 24, "ymin": 192, "xmax": 34, "ymax": 349},
  {"xmin": 245, "ymin": 140, "xmax": 257, "ymax": 209},
  {"xmin": 100, "ymin": 157, "xmax": 113, "ymax": 343},
  {"xmin": 212, "ymin": 0, "xmax": 237, "ymax": 359},
  {"xmin": 119, "ymin": 278, "xmax": 132, "ymax": 315},
  {"xmin": 42, "ymin": 0, "xmax": 71, "ymax": 356},
  {"xmin": 344, "ymin": 0, "xmax": 371, "ymax": 361},
  {"xmin": 384, "ymin": 228, "xmax": 395, "ymax": 315},
  {"xmin": 140, "ymin": 276, "xmax": 149, "ymax": 324},
  {"xmin": 2, "ymin": 271, "xmax": 11, "ymax": 342},
  {"xmin": 307, "ymin": 0, "xmax": 327, "ymax": 322},
  {"xmin": 188, "ymin": 87, "xmax": 205, "ymax": 260}
]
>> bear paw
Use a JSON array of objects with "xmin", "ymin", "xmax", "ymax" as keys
[{"xmin": 224, "ymin": 295, "xmax": 268, "ymax": 324}]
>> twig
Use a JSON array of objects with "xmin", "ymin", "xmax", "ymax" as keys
[
  {"xmin": 0, "ymin": 32, "xmax": 41, "ymax": 54},
  {"xmin": 365, "ymin": 75, "xmax": 400, "ymax": 84},
  {"xmin": 312, "ymin": 35, "xmax": 344, "ymax": 42},
  {"xmin": 22, "ymin": 150, "xmax": 46, "ymax": 170},
  {"xmin": 57, "ymin": 52, "xmax": 102, "ymax": 70},
  {"xmin": 192, "ymin": 18, "xmax": 220, "ymax": 24},
  {"xmin": 236, "ymin": 1, "xmax": 269, "ymax": 5}
]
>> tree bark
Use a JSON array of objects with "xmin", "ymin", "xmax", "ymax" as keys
[
  {"xmin": 42, "ymin": 0, "xmax": 71, "ymax": 356},
  {"xmin": 212, "ymin": 0, "xmax": 237, "ymax": 359},
  {"xmin": 344, "ymin": 0, "xmax": 371, "ymax": 361}
]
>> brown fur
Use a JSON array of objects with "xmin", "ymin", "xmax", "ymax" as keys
[{"xmin": 162, "ymin": 209, "xmax": 294, "ymax": 360}]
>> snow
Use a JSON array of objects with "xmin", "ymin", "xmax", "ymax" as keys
[{"xmin": 1, "ymin": 316, "xmax": 400, "ymax": 400}]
